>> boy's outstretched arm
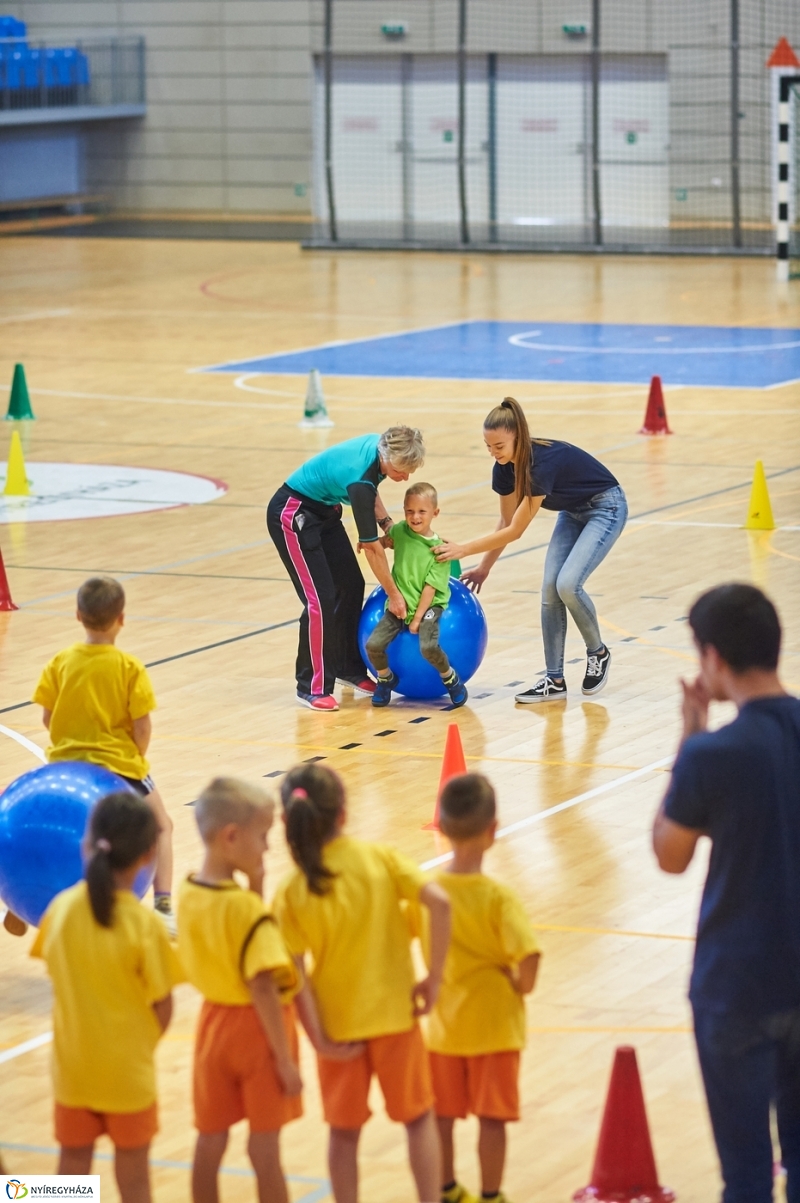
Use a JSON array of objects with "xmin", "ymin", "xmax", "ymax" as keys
[
  {"xmin": 152, "ymin": 993, "xmax": 173, "ymax": 1033},
  {"xmin": 409, "ymin": 584, "xmax": 436, "ymax": 634},
  {"xmin": 249, "ymin": 970, "xmax": 303, "ymax": 1096},
  {"xmin": 131, "ymin": 713, "xmax": 152, "ymax": 756},
  {"xmin": 413, "ymin": 882, "xmax": 451, "ymax": 1015},
  {"xmin": 292, "ymin": 959, "xmax": 364, "ymax": 1061},
  {"xmin": 41, "ymin": 708, "xmax": 52, "ymax": 730}
]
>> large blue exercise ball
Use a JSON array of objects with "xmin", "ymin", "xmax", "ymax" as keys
[
  {"xmin": 0, "ymin": 762, "xmax": 156, "ymax": 926},
  {"xmin": 358, "ymin": 578, "xmax": 488, "ymax": 699}
]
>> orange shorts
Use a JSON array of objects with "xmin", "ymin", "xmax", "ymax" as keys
[
  {"xmin": 55, "ymin": 1102, "xmax": 158, "ymax": 1149},
  {"xmin": 318, "ymin": 1024, "xmax": 434, "ymax": 1129},
  {"xmin": 194, "ymin": 1000, "xmax": 303, "ymax": 1134},
  {"xmin": 430, "ymin": 1051, "xmax": 520, "ymax": 1121}
]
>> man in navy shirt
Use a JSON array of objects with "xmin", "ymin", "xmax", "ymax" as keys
[{"xmin": 653, "ymin": 583, "xmax": 800, "ymax": 1203}]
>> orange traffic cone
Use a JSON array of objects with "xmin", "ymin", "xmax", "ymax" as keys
[
  {"xmin": 573, "ymin": 1046, "xmax": 674, "ymax": 1203},
  {"xmin": 423, "ymin": 723, "xmax": 467, "ymax": 831},
  {"xmin": 639, "ymin": 376, "xmax": 672, "ymax": 435},
  {"xmin": 0, "ymin": 548, "xmax": 18, "ymax": 611}
]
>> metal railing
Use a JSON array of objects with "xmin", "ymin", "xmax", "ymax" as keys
[{"xmin": 0, "ymin": 35, "xmax": 145, "ymax": 113}]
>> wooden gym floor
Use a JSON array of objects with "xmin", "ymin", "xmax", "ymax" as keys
[{"xmin": 0, "ymin": 240, "xmax": 799, "ymax": 1202}]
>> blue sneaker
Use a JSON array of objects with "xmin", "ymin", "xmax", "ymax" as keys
[
  {"xmin": 444, "ymin": 671, "xmax": 468, "ymax": 708},
  {"xmin": 372, "ymin": 672, "xmax": 398, "ymax": 707}
]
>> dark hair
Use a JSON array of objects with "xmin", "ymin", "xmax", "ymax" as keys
[
  {"xmin": 85, "ymin": 791, "xmax": 159, "ymax": 928},
  {"xmin": 483, "ymin": 397, "xmax": 551, "ymax": 508},
  {"xmin": 439, "ymin": 773, "xmax": 497, "ymax": 840},
  {"xmin": 689, "ymin": 583, "xmax": 781, "ymax": 672},
  {"xmin": 77, "ymin": 577, "xmax": 125, "ymax": 631},
  {"xmin": 280, "ymin": 765, "xmax": 344, "ymax": 896}
]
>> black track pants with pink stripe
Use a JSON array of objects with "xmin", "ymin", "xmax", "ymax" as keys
[{"xmin": 267, "ymin": 486, "xmax": 368, "ymax": 697}]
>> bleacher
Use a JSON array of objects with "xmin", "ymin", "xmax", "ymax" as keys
[{"xmin": 0, "ymin": 15, "xmax": 90, "ymax": 109}]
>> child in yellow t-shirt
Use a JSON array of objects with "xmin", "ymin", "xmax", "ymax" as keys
[
  {"xmin": 424, "ymin": 774, "xmax": 540, "ymax": 1203},
  {"xmin": 31, "ymin": 790, "xmax": 182, "ymax": 1200},
  {"xmin": 273, "ymin": 763, "xmax": 452, "ymax": 1203},
  {"xmin": 178, "ymin": 778, "xmax": 307, "ymax": 1203},
  {"xmin": 32, "ymin": 576, "xmax": 175, "ymax": 933}
]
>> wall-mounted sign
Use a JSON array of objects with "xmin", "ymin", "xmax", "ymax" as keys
[{"xmin": 381, "ymin": 22, "xmax": 408, "ymax": 38}]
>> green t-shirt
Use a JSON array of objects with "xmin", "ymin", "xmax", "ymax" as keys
[{"xmin": 388, "ymin": 521, "xmax": 451, "ymax": 622}]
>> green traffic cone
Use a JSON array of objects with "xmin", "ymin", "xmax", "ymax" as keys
[{"xmin": 5, "ymin": 364, "xmax": 35, "ymax": 421}]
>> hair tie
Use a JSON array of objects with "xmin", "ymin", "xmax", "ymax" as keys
[
  {"xmin": 291, "ymin": 788, "xmax": 309, "ymax": 801},
  {"xmin": 95, "ymin": 838, "xmax": 111, "ymax": 852}
]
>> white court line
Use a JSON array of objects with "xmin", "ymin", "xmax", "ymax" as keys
[
  {"xmin": 0, "ymin": 724, "xmax": 46, "ymax": 761},
  {"xmin": 0, "ymin": 310, "xmax": 71, "ymax": 325},
  {"xmin": 420, "ymin": 755, "xmax": 673, "ymax": 869},
  {"xmin": 0, "ymin": 745, "xmax": 673, "ymax": 1066},
  {"xmin": 629, "ymin": 521, "xmax": 800, "ymax": 531},
  {"xmin": 0, "ymin": 1031, "xmax": 52, "ymax": 1065}
]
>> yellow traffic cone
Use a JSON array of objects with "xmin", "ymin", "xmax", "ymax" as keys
[
  {"xmin": 744, "ymin": 460, "xmax": 775, "ymax": 531},
  {"xmin": 3, "ymin": 430, "xmax": 30, "ymax": 497}
]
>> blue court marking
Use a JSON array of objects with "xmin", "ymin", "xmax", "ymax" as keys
[
  {"xmin": 199, "ymin": 320, "xmax": 800, "ymax": 389},
  {"xmin": 0, "ymin": 1143, "xmax": 329, "ymax": 1202}
]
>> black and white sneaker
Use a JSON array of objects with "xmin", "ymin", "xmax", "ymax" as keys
[
  {"xmin": 582, "ymin": 646, "xmax": 611, "ymax": 695},
  {"xmin": 515, "ymin": 676, "xmax": 567, "ymax": 704}
]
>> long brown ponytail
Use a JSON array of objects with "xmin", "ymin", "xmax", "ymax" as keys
[
  {"xmin": 484, "ymin": 397, "xmax": 550, "ymax": 508},
  {"xmin": 85, "ymin": 791, "xmax": 158, "ymax": 928},
  {"xmin": 280, "ymin": 764, "xmax": 344, "ymax": 896}
]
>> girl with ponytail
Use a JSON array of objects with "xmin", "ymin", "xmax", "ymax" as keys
[
  {"xmin": 275, "ymin": 764, "xmax": 452, "ymax": 1203},
  {"xmin": 31, "ymin": 790, "xmax": 182, "ymax": 1201},
  {"xmin": 435, "ymin": 396, "xmax": 628, "ymax": 702}
]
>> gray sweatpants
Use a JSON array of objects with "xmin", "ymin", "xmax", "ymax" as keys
[{"xmin": 366, "ymin": 606, "xmax": 451, "ymax": 675}]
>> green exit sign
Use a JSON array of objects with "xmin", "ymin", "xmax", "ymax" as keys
[
  {"xmin": 562, "ymin": 22, "xmax": 589, "ymax": 36},
  {"xmin": 381, "ymin": 22, "xmax": 408, "ymax": 38}
]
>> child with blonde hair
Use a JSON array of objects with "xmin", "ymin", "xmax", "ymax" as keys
[
  {"xmin": 33, "ymin": 576, "xmax": 176, "ymax": 933},
  {"xmin": 423, "ymin": 774, "xmax": 540, "ymax": 1203},
  {"xmin": 178, "ymin": 778, "xmax": 305, "ymax": 1203},
  {"xmin": 31, "ymin": 790, "xmax": 182, "ymax": 1202},
  {"xmin": 273, "ymin": 763, "xmax": 452, "ymax": 1203}
]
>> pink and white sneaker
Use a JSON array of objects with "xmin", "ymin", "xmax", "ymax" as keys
[
  {"xmin": 297, "ymin": 692, "xmax": 339, "ymax": 711},
  {"xmin": 335, "ymin": 676, "xmax": 376, "ymax": 696}
]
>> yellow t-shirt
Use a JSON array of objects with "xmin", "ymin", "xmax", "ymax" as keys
[
  {"xmin": 423, "ymin": 873, "xmax": 539, "ymax": 1056},
  {"xmin": 274, "ymin": 835, "xmax": 425, "ymax": 1042},
  {"xmin": 30, "ymin": 882, "xmax": 183, "ymax": 1113},
  {"xmin": 177, "ymin": 876, "xmax": 299, "ymax": 1006},
  {"xmin": 33, "ymin": 643, "xmax": 156, "ymax": 780}
]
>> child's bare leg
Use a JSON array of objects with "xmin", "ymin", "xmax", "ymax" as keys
[
  {"xmin": 114, "ymin": 1144, "xmax": 152, "ymax": 1203},
  {"xmin": 478, "ymin": 1118, "xmax": 506, "ymax": 1195},
  {"xmin": 328, "ymin": 1126, "xmax": 361, "ymax": 1203},
  {"xmin": 144, "ymin": 786, "xmax": 173, "ymax": 895},
  {"xmin": 406, "ymin": 1108, "xmax": 441, "ymax": 1202},
  {"xmin": 248, "ymin": 1130, "xmax": 289, "ymax": 1203},
  {"xmin": 437, "ymin": 1116, "xmax": 456, "ymax": 1185},
  {"xmin": 192, "ymin": 1131, "xmax": 228, "ymax": 1203},
  {"xmin": 58, "ymin": 1146, "xmax": 93, "ymax": 1175}
]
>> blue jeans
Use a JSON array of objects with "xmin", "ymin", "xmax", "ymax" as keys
[
  {"xmin": 693, "ymin": 1005, "xmax": 800, "ymax": 1203},
  {"xmin": 541, "ymin": 485, "xmax": 628, "ymax": 677}
]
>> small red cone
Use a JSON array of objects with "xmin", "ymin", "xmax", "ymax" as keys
[
  {"xmin": 639, "ymin": 376, "xmax": 672, "ymax": 435},
  {"xmin": 766, "ymin": 37, "xmax": 800, "ymax": 68},
  {"xmin": 0, "ymin": 548, "xmax": 18, "ymax": 612},
  {"xmin": 423, "ymin": 723, "xmax": 467, "ymax": 830},
  {"xmin": 573, "ymin": 1047, "xmax": 674, "ymax": 1203}
]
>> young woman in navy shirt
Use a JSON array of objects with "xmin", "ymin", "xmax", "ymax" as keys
[{"xmin": 435, "ymin": 397, "xmax": 627, "ymax": 702}]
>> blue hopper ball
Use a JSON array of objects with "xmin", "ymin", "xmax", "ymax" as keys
[
  {"xmin": 0, "ymin": 762, "xmax": 156, "ymax": 927},
  {"xmin": 358, "ymin": 578, "xmax": 488, "ymax": 699}
]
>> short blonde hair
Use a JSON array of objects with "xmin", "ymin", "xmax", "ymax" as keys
[
  {"xmin": 405, "ymin": 481, "xmax": 438, "ymax": 507},
  {"xmin": 379, "ymin": 425, "xmax": 425, "ymax": 472},
  {"xmin": 194, "ymin": 777, "xmax": 274, "ymax": 841}
]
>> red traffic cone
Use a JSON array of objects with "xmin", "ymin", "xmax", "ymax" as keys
[
  {"xmin": 0, "ymin": 548, "xmax": 18, "ymax": 611},
  {"xmin": 573, "ymin": 1046, "xmax": 674, "ymax": 1203},
  {"xmin": 639, "ymin": 376, "xmax": 672, "ymax": 435},
  {"xmin": 423, "ymin": 723, "xmax": 467, "ymax": 830}
]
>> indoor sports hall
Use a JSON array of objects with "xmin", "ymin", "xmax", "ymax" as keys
[{"xmin": 1, "ymin": 2, "xmax": 799, "ymax": 1202}]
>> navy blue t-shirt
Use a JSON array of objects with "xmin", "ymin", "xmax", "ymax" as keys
[
  {"xmin": 664, "ymin": 696, "xmax": 800, "ymax": 1017},
  {"xmin": 491, "ymin": 440, "xmax": 618, "ymax": 511}
]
